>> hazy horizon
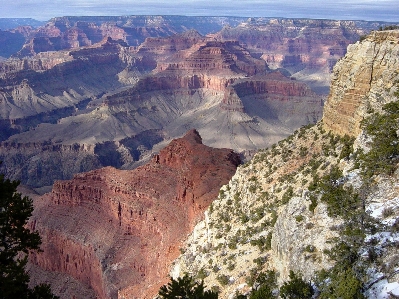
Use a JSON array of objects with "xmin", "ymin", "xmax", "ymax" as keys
[{"xmin": 1, "ymin": 0, "xmax": 398, "ymax": 22}]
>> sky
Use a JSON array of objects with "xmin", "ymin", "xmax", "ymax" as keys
[{"xmin": 0, "ymin": 0, "xmax": 398, "ymax": 22}]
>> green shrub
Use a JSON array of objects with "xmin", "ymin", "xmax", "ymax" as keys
[
  {"xmin": 279, "ymin": 271, "xmax": 314, "ymax": 299},
  {"xmin": 360, "ymin": 101, "xmax": 399, "ymax": 177},
  {"xmin": 317, "ymin": 268, "xmax": 364, "ymax": 299},
  {"xmin": 308, "ymin": 193, "xmax": 318, "ymax": 213},
  {"xmin": 197, "ymin": 268, "xmax": 208, "ymax": 280},
  {"xmin": 216, "ymin": 274, "xmax": 229, "ymax": 286},
  {"xmin": 304, "ymin": 245, "xmax": 315, "ymax": 253},
  {"xmin": 281, "ymin": 186, "xmax": 294, "ymax": 205},
  {"xmin": 339, "ymin": 135, "xmax": 355, "ymax": 160},
  {"xmin": 158, "ymin": 274, "xmax": 218, "ymax": 299},
  {"xmin": 250, "ymin": 285, "xmax": 275, "ymax": 299}
]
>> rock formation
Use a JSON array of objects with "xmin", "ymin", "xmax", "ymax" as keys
[
  {"xmin": 323, "ymin": 30, "xmax": 399, "ymax": 137},
  {"xmin": 28, "ymin": 129, "xmax": 241, "ymax": 299},
  {"xmin": 171, "ymin": 30, "xmax": 399, "ymax": 299},
  {"xmin": 0, "ymin": 31, "xmax": 323, "ymax": 190},
  {"xmin": 2, "ymin": 17, "xmax": 394, "ymax": 190},
  {"xmin": 215, "ymin": 18, "xmax": 390, "ymax": 93},
  {"xmin": 7, "ymin": 16, "xmax": 247, "ymax": 58}
]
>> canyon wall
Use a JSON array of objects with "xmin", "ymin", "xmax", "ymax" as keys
[
  {"xmin": 29, "ymin": 130, "xmax": 240, "ymax": 299},
  {"xmin": 171, "ymin": 30, "xmax": 399, "ymax": 299},
  {"xmin": 323, "ymin": 30, "xmax": 399, "ymax": 136}
]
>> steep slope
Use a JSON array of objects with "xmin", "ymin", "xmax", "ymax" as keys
[
  {"xmin": 323, "ymin": 30, "xmax": 399, "ymax": 137},
  {"xmin": 28, "ymin": 129, "xmax": 241, "ymax": 299},
  {"xmin": 215, "ymin": 18, "xmax": 397, "ymax": 94},
  {"xmin": 0, "ymin": 34, "xmax": 323, "ymax": 189},
  {"xmin": 10, "ymin": 16, "xmax": 247, "ymax": 57},
  {"xmin": 172, "ymin": 29, "xmax": 399, "ymax": 298},
  {"xmin": 3, "ymin": 18, "xmax": 392, "ymax": 191}
]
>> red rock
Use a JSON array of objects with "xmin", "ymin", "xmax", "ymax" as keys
[{"xmin": 29, "ymin": 129, "xmax": 240, "ymax": 299}]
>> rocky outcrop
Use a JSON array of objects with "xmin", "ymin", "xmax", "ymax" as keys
[
  {"xmin": 29, "ymin": 130, "xmax": 240, "ymax": 299},
  {"xmin": 171, "ymin": 29, "xmax": 399, "ymax": 299},
  {"xmin": 155, "ymin": 40, "xmax": 268, "ymax": 76},
  {"xmin": 322, "ymin": 30, "xmax": 399, "ymax": 137},
  {"xmin": 215, "ymin": 18, "xmax": 395, "ymax": 93}
]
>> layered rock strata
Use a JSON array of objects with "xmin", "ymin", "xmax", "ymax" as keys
[
  {"xmin": 171, "ymin": 30, "xmax": 399, "ymax": 299},
  {"xmin": 323, "ymin": 30, "xmax": 399, "ymax": 136},
  {"xmin": 29, "ymin": 130, "xmax": 241, "ymax": 299},
  {"xmin": 0, "ymin": 34, "xmax": 324, "ymax": 189}
]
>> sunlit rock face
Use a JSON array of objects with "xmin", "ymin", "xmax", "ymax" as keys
[
  {"xmin": 0, "ymin": 31, "xmax": 323, "ymax": 189},
  {"xmin": 323, "ymin": 30, "xmax": 399, "ymax": 137},
  {"xmin": 28, "ymin": 129, "xmax": 240, "ymax": 299}
]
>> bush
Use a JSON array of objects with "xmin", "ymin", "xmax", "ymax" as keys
[
  {"xmin": 250, "ymin": 284, "xmax": 275, "ymax": 299},
  {"xmin": 158, "ymin": 274, "xmax": 218, "ymax": 299},
  {"xmin": 382, "ymin": 207, "xmax": 394, "ymax": 218},
  {"xmin": 0, "ymin": 172, "xmax": 59, "ymax": 299},
  {"xmin": 360, "ymin": 101, "xmax": 399, "ymax": 177},
  {"xmin": 250, "ymin": 270, "xmax": 277, "ymax": 299},
  {"xmin": 279, "ymin": 271, "xmax": 314, "ymax": 299},
  {"xmin": 339, "ymin": 135, "xmax": 355, "ymax": 160},
  {"xmin": 317, "ymin": 268, "xmax": 364, "ymax": 299},
  {"xmin": 216, "ymin": 274, "xmax": 229, "ymax": 286},
  {"xmin": 281, "ymin": 186, "xmax": 294, "ymax": 205}
]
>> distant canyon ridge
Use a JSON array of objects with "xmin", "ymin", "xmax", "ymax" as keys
[{"xmin": 0, "ymin": 15, "xmax": 395, "ymax": 190}]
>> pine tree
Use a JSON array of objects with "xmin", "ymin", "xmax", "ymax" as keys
[
  {"xmin": 0, "ymin": 171, "xmax": 58, "ymax": 299},
  {"xmin": 158, "ymin": 274, "xmax": 218, "ymax": 299}
]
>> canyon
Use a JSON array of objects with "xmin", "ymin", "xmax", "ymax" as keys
[
  {"xmin": 28, "ymin": 129, "xmax": 241, "ymax": 299},
  {"xmin": 172, "ymin": 29, "xmax": 399, "ymax": 298},
  {"xmin": 0, "ymin": 16, "xmax": 398, "ymax": 299},
  {"xmin": 0, "ymin": 16, "xmax": 392, "ymax": 190}
]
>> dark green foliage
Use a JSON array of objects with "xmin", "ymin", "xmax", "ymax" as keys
[
  {"xmin": 308, "ymin": 193, "xmax": 318, "ymax": 213},
  {"xmin": 360, "ymin": 101, "xmax": 399, "ymax": 177},
  {"xmin": 281, "ymin": 186, "xmax": 294, "ymax": 205},
  {"xmin": 317, "ymin": 267, "xmax": 365, "ymax": 299},
  {"xmin": 250, "ymin": 283, "xmax": 274, "ymax": 299},
  {"xmin": 216, "ymin": 274, "xmax": 229, "ymax": 286},
  {"xmin": 339, "ymin": 135, "xmax": 355, "ymax": 160},
  {"xmin": 317, "ymin": 166, "xmax": 363, "ymax": 222},
  {"xmin": 279, "ymin": 271, "xmax": 314, "ymax": 299},
  {"xmin": 250, "ymin": 232, "xmax": 272, "ymax": 252},
  {"xmin": 248, "ymin": 270, "xmax": 277, "ymax": 299},
  {"xmin": 0, "ymin": 172, "xmax": 59, "ymax": 299},
  {"xmin": 158, "ymin": 274, "xmax": 218, "ymax": 299},
  {"xmin": 310, "ymin": 164, "xmax": 369, "ymax": 298},
  {"xmin": 299, "ymin": 146, "xmax": 308, "ymax": 157}
]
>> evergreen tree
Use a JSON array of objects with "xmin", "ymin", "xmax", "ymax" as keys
[
  {"xmin": 279, "ymin": 271, "xmax": 313, "ymax": 299},
  {"xmin": 0, "ymin": 171, "xmax": 58, "ymax": 299},
  {"xmin": 158, "ymin": 274, "xmax": 218, "ymax": 299}
]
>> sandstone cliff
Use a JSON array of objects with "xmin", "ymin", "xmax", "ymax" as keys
[
  {"xmin": 323, "ymin": 30, "xmax": 399, "ymax": 137},
  {"xmin": 29, "ymin": 129, "xmax": 240, "ymax": 299},
  {"xmin": 215, "ymin": 18, "xmax": 388, "ymax": 94},
  {"xmin": 171, "ymin": 30, "xmax": 399, "ymax": 298}
]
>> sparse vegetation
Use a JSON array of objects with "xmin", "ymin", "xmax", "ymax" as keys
[{"xmin": 360, "ymin": 101, "xmax": 399, "ymax": 177}]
